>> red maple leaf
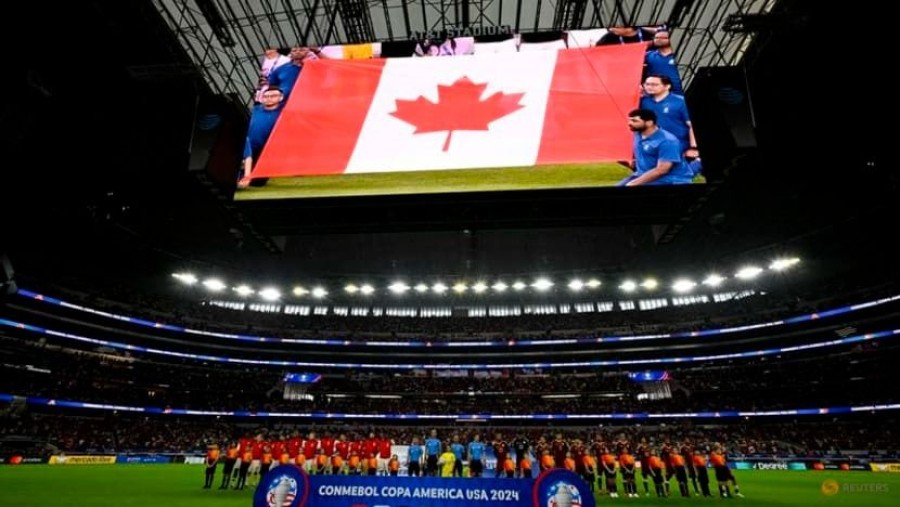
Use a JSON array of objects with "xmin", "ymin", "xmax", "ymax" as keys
[{"xmin": 390, "ymin": 76, "xmax": 525, "ymax": 151}]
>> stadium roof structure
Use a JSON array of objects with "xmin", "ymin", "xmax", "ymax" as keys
[
  {"xmin": 151, "ymin": 0, "xmax": 779, "ymax": 106},
  {"xmin": 0, "ymin": 0, "xmax": 894, "ymax": 291}
]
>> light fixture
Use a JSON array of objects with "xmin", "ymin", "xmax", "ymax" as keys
[
  {"xmin": 672, "ymin": 279, "xmax": 696, "ymax": 293},
  {"xmin": 259, "ymin": 287, "xmax": 281, "ymax": 301},
  {"xmin": 702, "ymin": 274, "xmax": 725, "ymax": 287},
  {"xmin": 532, "ymin": 278, "xmax": 553, "ymax": 291},
  {"xmin": 388, "ymin": 282, "xmax": 410, "ymax": 294},
  {"xmin": 641, "ymin": 278, "xmax": 658, "ymax": 290},
  {"xmin": 769, "ymin": 257, "xmax": 800, "ymax": 271},
  {"xmin": 735, "ymin": 266, "xmax": 763, "ymax": 280},
  {"xmin": 233, "ymin": 285, "xmax": 254, "ymax": 297},
  {"xmin": 172, "ymin": 273, "xmax": 198, "ymax": 285},
  {"xmin": 202, "ymin": 278, "xmax": 226, "ymax": 291}
]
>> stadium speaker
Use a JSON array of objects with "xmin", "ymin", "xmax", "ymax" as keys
[
  {"xmin": 686, "ymin": 65, "xmax": 758, "ymax": 179},
  {"xmin": 1, "ymin": 253, "xmax": 16, "ymax": 296}
]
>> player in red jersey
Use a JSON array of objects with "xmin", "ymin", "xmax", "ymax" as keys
[
  {"xmin": 320, "ymin": 432, "xmax": 336, "ymax": 457},
  {"xmin": 302, "ymin": 431, "xmax": 320, "ymax": 474},
  {"xmin": 335, "ymin": 433, "xmax": 350, "ymax": 460},
  {"xmin": 377, "ymin": 434, "xmax": 394, "ymax": 475},
  {"xmin": 270, "ymin": 436, "xmax": 286, "ymax": 470},
  {"xmin": 248, "ymin": 434, "xmax": 267, "ymax": 487}
]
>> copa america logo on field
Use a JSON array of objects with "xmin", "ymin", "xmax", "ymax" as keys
[
  {"xmin": 265, "ymin": 475, "xmax": 298, "ymax": 507},
  {"xmin": 254, "ymin": 465, "xmax": 308, "ymax": 507},
  {"xmin": 533, "ymin": 469, "xmax": 595, "ymax": 507},
  {"xmin": 545, "ymin": 481, "xmax": 583, "ymax": 507}
]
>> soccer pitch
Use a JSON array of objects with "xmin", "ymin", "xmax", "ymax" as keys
[{"xmin": 0, "ymin": 467, "xmax": 896, "ymax": 506}]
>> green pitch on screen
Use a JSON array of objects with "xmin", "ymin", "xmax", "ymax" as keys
[{"xmin": 234, "ymin": 163, "xmax": 705, "ymax": 200}]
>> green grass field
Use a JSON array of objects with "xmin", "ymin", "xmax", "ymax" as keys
[
  {"xmin": 0, "ymin": 467, "xmax": 896, "ymax": 506},
  {"xmin": 234, "ymin": 163, "xmax": 640, "ymax": 200}
]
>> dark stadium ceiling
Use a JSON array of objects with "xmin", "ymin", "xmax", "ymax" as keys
[{"xmin": 152, "ymin": 0, "xmax": 778, "ymax": 104}]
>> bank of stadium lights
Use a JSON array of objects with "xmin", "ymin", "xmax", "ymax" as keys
[
  {"xmin": 770, "ymin": 257, "xmax": 801, "ymax": 271},
  {"xmin": 174, "ymin": 256, "xmax": 801, "ymax": 301}
]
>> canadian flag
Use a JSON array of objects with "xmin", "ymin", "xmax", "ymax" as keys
[{"xmin": 252, "ymin": 44, "xmax": 645, "ymax": 178}]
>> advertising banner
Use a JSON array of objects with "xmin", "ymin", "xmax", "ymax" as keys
[
  {"xmin": 48, "ymin": 455, "xmax": 116, "ymax": 465},
  {"xmin": 115, "ymin": 454, "xmax": 173, "ymax": 464},
  {"xmin": 254, "ymin": 465, "xmax": 595, "ymax": 507},
  {"xmin": 0, "ymin": 455, "xmax": 47, "ymax": 465},
  {"xmin": 870, "ymin": 463, "xmax": 900, "ymax": 473}
]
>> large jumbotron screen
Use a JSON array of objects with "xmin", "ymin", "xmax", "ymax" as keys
[{"xmin": 235, "ymin": 29, "xmax": 703, "ymax": 201}]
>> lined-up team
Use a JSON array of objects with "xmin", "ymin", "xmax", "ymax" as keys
[{"xmin": 204, "ymin": 429, "xmax": 742, "ymax": 499}]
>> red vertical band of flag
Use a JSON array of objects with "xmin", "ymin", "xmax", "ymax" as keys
[
  {"xmin": 253, "ymin": 58, "xmax": 386, "ymax": 177},
  {"xmin": 536, "ymin": 44, "xmax": 646, "ymax": 164}
]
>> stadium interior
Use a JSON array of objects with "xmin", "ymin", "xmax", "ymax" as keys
[{"xmin": 0, "ymin": 0, "xmax": 897, "ymax": 504}]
